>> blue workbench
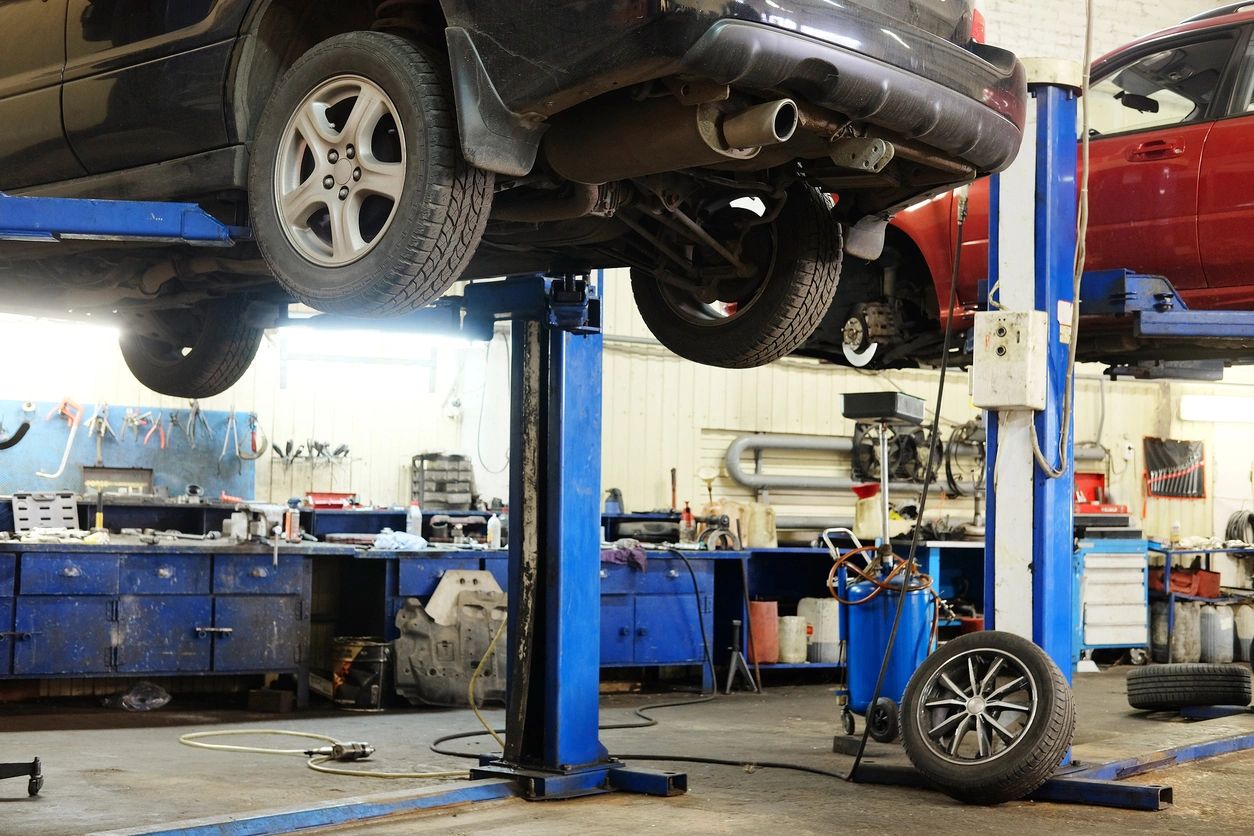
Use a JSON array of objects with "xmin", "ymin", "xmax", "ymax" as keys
[{"xmin": 0, "ymin": 540, "xmax": 353, "ymax": 706}]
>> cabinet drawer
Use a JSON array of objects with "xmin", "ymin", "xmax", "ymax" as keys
[
  {"xmin": 397, "ymin": 558, "xmax": 478, "ymax": 597},
  {"xmin": 121, "ymin": 555, "xmax": 211, "ymax": 595},
  {"xmin": 635, "ymin": 560, "xmax": 712, "ymax": 596},
  {"xmin": 213, "ymin": 555, "xmax": 303, "ymax": 594},
  {"xmin": 0, "ymin": 553, "xmax": 13, "ymax": 596},
  {"xmin": 20, "ymin": 554, "xmax": 119, "ymax": 595},
  {"xmin": 601, "ymin": 560, "xmax": 713, "ymax": 595}
]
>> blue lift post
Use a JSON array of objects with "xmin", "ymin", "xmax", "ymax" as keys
[{"xmin": 983, "ymin": 76, "xmax": 1078, "ymax": 678}]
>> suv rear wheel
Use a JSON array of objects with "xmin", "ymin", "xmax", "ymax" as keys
[
  {"xmin": 630, "ymin": 183, "xmax": 842, "ymax": 368},
  {"xmin": 248, "ymin": 31, "xmax": 493, "ymax": 316},
  {"xmin": 119, "ymin": 297, "xmax": 263, "ymax": 398}
]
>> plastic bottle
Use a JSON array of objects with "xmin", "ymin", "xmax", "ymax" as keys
[
  {"xmin": 487, "ymin": 513, "xmax": 502, "ymax": 549},
  {"xmin": 679, "ymin": 501, "xmax": 696, "ymax": 544},
  {"xmin": 406, "ymin": 501, "xmax": 423, "ymax": 536}
]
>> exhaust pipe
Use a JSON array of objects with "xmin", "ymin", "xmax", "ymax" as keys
[
  {"xmin": 722, "ymin": 99, "xmax": 798, "ymax": 149},
  {"xmin": 544, "ymin": 97, "xmax": 799, "ymax": 185}
]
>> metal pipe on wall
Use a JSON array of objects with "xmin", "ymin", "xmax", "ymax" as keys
[{"xmin": 722, "ymin": 433, "xmax": 1103, "ymax": 495}]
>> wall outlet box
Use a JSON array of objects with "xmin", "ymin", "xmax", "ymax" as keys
[{"xmin": 971, "ymin": 310, "xmax": 1048, "ymax": 410}]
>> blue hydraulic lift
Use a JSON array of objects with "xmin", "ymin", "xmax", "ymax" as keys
[{"xmin": 7, "ymin": 68, "xmax": 1254, "ymax": 824}]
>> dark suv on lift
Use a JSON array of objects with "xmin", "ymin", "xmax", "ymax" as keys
[{"xmin": 0, "ymin": 1, "xmax": 1025, "ymax": 396}]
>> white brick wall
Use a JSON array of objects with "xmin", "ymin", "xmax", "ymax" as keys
[{"xmin": 982, "ymin": 0, "xmax": 1220, "ymax": 63}]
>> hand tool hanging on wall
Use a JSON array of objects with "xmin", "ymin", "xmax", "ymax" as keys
[
  {"xmin": 121, "ymin": 409, "xmax": 153, "ymax": 442},
  {"xmin": 186, "ymin": 400, "xmax": 213, "ymax": 448},
  {"xmin": 220, "ymin": 410, "xmax": 241, "ymax": 476},
  {"xmin": 271, "ymin": 440, "xmax": 304, "ymax": 467},
  {"xmin": 0, "ymin": 420, "xmax": 30, "ymax": 451},
  {"xmin": 36, "ymin": 399, "xmax": 83, "ymax": 479},
  {"xmin": 237, "ymin": 413, "xmax": 268, "ymax": 462},
  {"xmin": 143, "ymin": 414, "xmax": 167, "ymax": 449},
  {"xmin": 85, "ymin": 403, "xmax": 118, "ymax": 467},
  {"xmin": 167, "ymin": 411, "xmax": 185, "ymax": 445}
]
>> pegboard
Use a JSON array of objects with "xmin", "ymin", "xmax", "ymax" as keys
[{"xmin": 0, "ymin": 400, "xmax": 255, "ymax": 500}]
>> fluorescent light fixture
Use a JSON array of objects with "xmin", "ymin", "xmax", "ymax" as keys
[{"xmin": 1179, "ymin": 393, "xmax": 1254, "ymax": 423}]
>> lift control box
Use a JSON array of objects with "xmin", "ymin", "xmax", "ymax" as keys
[{"xmin": 971, "ymin": 310, "xmax": 1048, "ymax": 410}]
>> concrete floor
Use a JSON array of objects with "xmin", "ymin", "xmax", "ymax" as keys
[{"xmin": 3, "ymin": 668, "xmax": 1253, "ymax": 834}]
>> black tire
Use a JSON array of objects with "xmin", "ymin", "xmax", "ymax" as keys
[
  {"xmin": 119, "ymin": 298, "xmax": 263, "ymax": 398},
  {"xmin": 248, "ymin": 31, "xmax": 493, "ymax": 316},
  {"xmin": 630, "ymin": 184, "xmax": 842, "ymax": 368},
  {"xmin": 901, "ymin": 631, "xmax": 1075, "ymax": 805},
  {"xmin": 868, "ymin": 697, "xmax": 901, "ymax": 743},
  {"xmin": 1126, "ymin": 663, "xmax": 1251, "ymax": 710}
]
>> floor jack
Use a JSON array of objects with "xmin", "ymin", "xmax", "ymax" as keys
[{"xmin": 0, "ymin": 758, "xmax": 42, "ymax": 796}]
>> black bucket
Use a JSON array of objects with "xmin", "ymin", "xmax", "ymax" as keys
[{"xmin": 332, "ymin": 637, "xmax": 391, "ymax": 712}]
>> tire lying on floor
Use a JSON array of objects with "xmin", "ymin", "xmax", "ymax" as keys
[
  {"xmin": 1126, "ymin": 663, "xmax": 1252, "ymax": 711},
  {"xmin": 901, "ymin": 630, "xmax": 1075, "ymax": 805}
]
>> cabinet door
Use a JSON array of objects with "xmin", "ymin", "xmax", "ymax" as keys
[
  {"xmin": 213, "ymin": 597, "xmax": 302, "ymax": 671},
  {"xmin": 116, "ymin": 595, "xmax": 211, "ymax": 672},
  {"xmin": 633, "ymin": 595, "xmax": 706, "ymax": 665},
  {"xmin": 0, "ymin": 598, "xmax": 12, "ymax": 675},
  {"xmin": 600, "ymin": 594, "xmax": 634, "ymax": 665},
  {"xmin": 13, "ymin": 597, "xmax": 114, "ymax": 674}
]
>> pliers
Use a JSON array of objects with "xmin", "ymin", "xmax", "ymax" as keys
[{"xmin": 144, "ymin": 414, "xmax": 167, "ymax": 449}]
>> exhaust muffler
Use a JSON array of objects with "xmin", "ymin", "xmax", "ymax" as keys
[{"xmin": 543, "ymin": 96, "xmax": 799, "ymax": 184}]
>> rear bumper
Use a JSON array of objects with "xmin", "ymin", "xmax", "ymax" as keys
[{"xmin": 679, "ymin": 19, "xmax": 1026, "ymax": 175}]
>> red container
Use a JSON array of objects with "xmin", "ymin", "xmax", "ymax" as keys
[
  {"xmin": 747, "ymin": 601, "xmax": 780, "ymax": 664},
  {"xmin": 305, "ymin": 492, "xmax": 357, "ymax": 509},
  {"xmin": 1149, "ymin": 568, "xmax": 1221, "ymax": 599},
  {"xmin": 958, "ymin": 616, "xmax": 985, "ymax": 634}
]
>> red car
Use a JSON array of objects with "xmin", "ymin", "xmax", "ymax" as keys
[{"xmin": 802, "ymin": 3, "xmax": 1254, "ymax": 369}]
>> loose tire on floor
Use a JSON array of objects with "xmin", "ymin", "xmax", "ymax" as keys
[
  {"xmin": 901, "ymin": 630, "xmax": 1075, "ymax": 805},
  {"xmin": 630, "ymin": 184, "xmax": 842, "ymax": 368},
  {"xmin": 119, "ymin": 297, "xmax": 263, "ymax": 398},
  {"xmin": 248, "ymin": 31, "xmax": 493, "ymax": 316},
  {"xmin": 1126, "ymin": 663, "xmax": 1252, "ymax": 711}
]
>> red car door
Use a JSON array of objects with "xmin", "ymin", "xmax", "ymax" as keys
[
  {"xmin": 1083, "ymin": 123, "xmax": 1210, "ymax": 289},
  {"xmin": 1199, "ymin": 34, "xmax": 1254, "ymax": 303},
  {"xmin": 1080, "ymin": 33, "xmax": 1240, "ymax": 290}
]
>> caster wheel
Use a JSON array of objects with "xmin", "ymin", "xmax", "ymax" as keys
[
  {"xmin": 1128, "ymin": 648, "xmax": 1149, "ymax": 666},
  {"xmin": 840, "ymin": 707, "xmax": 856, "ymax": 736},
  {"xmin": 28, "ymin": 776, "xmax": 42, "ymax": 796},
  {"xmin": 868, "ymin": 697, "xmax": 901, "ymax": 743}
]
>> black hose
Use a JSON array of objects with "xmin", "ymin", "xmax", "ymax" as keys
[
  {"xmin": 848, "ymin": 199, "xmax": 967, "ymax": 780},
  {"xmin": 667, "ymin": 548, "xmax": 715, "ymax": 693},
  {"xmin": 430, "ymin": 696, "xmax": 848, "ymax": 782},
  {"xmin": 0, "ymin": 421, "xmax": 30, "ymax": 451},
  {"xmin": 1227, "ymin": 510, "xmax": 1254, "ymax": 543}
]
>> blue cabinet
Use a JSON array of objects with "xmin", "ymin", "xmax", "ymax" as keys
[
  {"xmin": 0, "ymin": 598, "xmax": 11, "ymax": 674},
  {"xmin": 598, "ymin": 559, "xmax": 713, "ymax": 690},
  {"xmin": 116, "ymin": 595, "xmax": 212, "ymax": 673},
  {"xmin": 214, "ymin": 596, "xmax": 303, "ymax": 671},
  {"xmin": 13, "ymin": 597, "xmax": 115, "ymax": 675},
  {"xmin": 600, "ymin": 594, "xmax": 635, "ymax": 664},
  {"xmin": 0, "ymin": 546, "xmax": 314, "ymax": 705}
]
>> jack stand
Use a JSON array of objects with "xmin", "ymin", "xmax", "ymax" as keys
[
  {"xmin": 723, "ymin": 619, "xmax": 759, "ymax": 694},
  {"xmin": 0, "ymin": 758, "xmax": 42, "ymax": 797}
]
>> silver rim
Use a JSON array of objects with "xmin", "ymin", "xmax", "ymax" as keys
[
  {"xmin": 915, "ymin": 648, "xmax": 1038, "ymax": 764},
  {"xmin": 274, "ymin": 74, "xmax": 406, "ymax": 267}
]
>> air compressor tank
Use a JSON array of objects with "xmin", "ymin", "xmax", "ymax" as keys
[{"xmin": 846, "ymin": 576, "xmax": 932, "ymax": 713}]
